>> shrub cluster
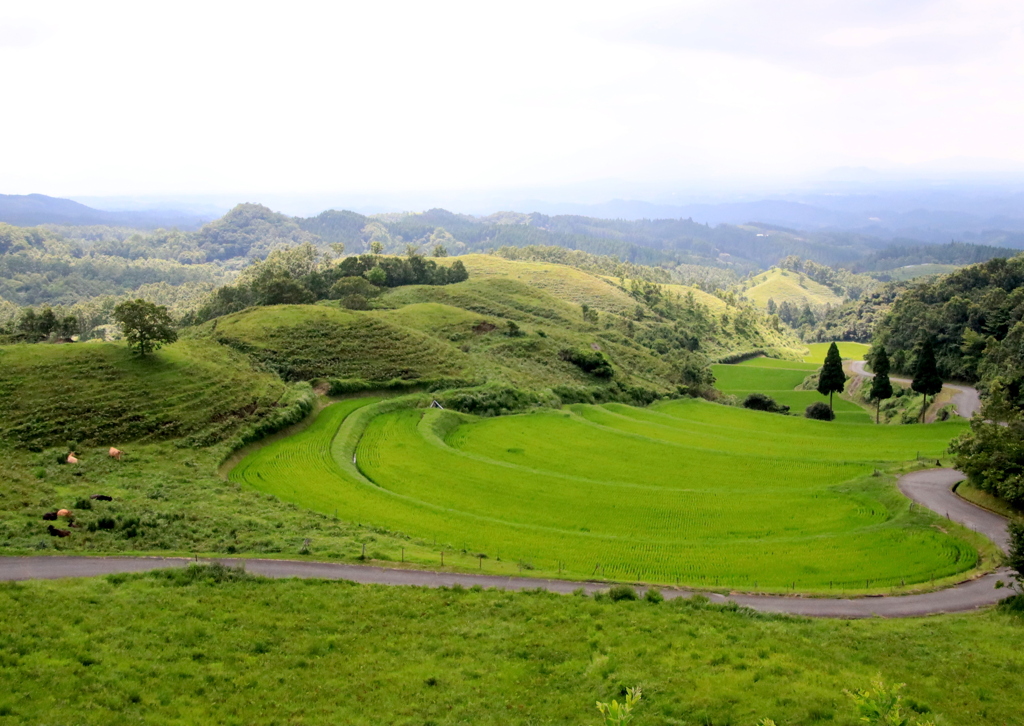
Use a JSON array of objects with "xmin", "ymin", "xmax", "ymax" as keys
[
  {"xmin": 328, "ymin": 377, "xmax": 476, "ymax": 396},
  {"xmin": 805, "ymin": 402, "xmax": 835, "ymax": 421},
  {"xmin": 559, "ymin": 348, "xmax": 614, "ymax": 378},
  {"xmin": 742, "ymin": 393, "xmax": 790, "ymax": 415}
]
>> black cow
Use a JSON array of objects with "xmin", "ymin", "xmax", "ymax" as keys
[
  {"xmin": 90, "ymin": 495, "xmax": 113, "ymax": 501},
  {"xmin": 47, "ymin": 525, "xmax": 71, "ymax": 538},
  {"xmin": 42, "ymin": 512, "xmax": 58, "ymax": 521}
]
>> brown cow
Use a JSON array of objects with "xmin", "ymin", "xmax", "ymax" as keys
[
  {"xmin": 66, "ymin": 453, "xmax": 79, "ymax": 464},
  {"xmin": 57, "ymin": 509, "xmax": 71, "ymax": 518},
  {"xmin": 109, "ymin": 447, "xmax": 122, "ymax": 461}
]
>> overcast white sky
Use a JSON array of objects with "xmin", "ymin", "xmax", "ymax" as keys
[{"xmin": 2, "ymin": 0, "xmax": 1023, "ymax": 201}]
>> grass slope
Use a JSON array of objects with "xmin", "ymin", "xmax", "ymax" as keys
[
  {"xmin": 0, "ymin": 340, "xmax": 287, "ymax": 447},
  {"xmin": 230, "ymin": 397, "xmax": 978, "ymax": 593},
  {"xmin": 200, "ymin": 292, "xmax": 675, "ymax": 392},
  {"xmin": 1, "ymin": 570, "xmax": 1021, "ymax": 725},
  {"xmin": 741, "ymin": 268, "xmax": 843, "ymax": 310}
]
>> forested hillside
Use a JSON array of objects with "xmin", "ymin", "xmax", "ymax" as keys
[{"xmin": 3, "ymin": 199, "xmax": 1020, "ymax": 354}]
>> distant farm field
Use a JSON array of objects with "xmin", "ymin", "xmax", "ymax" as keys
[
  {"xmin": 229, "ymin": 397, "xmax": 976, "ymax": 593},
  {"xmin": 803, "ymin": 341, "xmax": 871, "ymax": 364},
  {"xmin": 713, "ymin": 356, "xmax": 870, "ymax": 423}
]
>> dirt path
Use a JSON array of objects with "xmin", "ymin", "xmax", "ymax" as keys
[
  {"xmin": 0, "ymin": 469, "xmax": 1013, "ymax": 619},
  {"xmin": 848, "ymin": 360, "xmax": 982, "ymax": 420}
]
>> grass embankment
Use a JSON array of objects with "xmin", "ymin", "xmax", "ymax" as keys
[
  {"xmin": 229, "ymin": 396, "xmax": 979, "ymax": 593},
  {"xmin": 1, "ymin": 569, "xmax": 1021, "ymax": 725},
  {"xmin": 956, "ymin": 481, "xmax": 1024, "ymax": 521}
]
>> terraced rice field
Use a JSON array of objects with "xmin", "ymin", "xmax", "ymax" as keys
[{"xmin": 230, "ymin": 396, "xmax": 975, "ymax": 592}]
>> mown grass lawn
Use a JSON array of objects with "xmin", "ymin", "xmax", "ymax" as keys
[{"xmin": 0, "ymin": 567, "xmax": 1021, "ymax": 726}]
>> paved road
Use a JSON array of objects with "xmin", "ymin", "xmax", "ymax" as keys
[
  {"xmin": 849, "ymin": 360, "xmax": 982, "ymax": 419},
  {"xmin": 0, "ymin": 469, "xmax": 1014, "ymax": 618}
]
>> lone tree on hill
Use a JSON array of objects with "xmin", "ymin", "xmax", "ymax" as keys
[
  {"xmin": 113, "ymin": 299, "xmax": 177, "ymax": 356},
  {"xmin": 912, "ymin": 338, "xmax": 943, "ymax": 423},
  {"xmin": 868, "ymin": 347, "xmax": 894, "ymax": 424},
  {"xmin": 817, "ymin": 342, "xmax": 846, "ymax": 413}
]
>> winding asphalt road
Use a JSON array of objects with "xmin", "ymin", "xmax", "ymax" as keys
[
  {"xmin": 0, "ymin": 470, "xmax": 1014, "ymax": 618},
  {"xmin": 849, "ymin": 360, "xmax": 982, "ymax": 419}
]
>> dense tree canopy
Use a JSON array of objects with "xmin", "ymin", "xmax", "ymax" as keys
[{"xmin": 113, "ymin": 299, "xmax": 177, "ymax": 356}]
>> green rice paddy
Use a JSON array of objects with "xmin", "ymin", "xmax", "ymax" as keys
[
  {"xmin": 713, "ymin": 353, "xmax": 870, "ymax": 423},
  {"xmin": 229, "ymin": 396, "xmax": 976, "ymax": 593}
]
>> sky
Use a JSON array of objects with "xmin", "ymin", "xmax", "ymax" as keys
[{"xmin": 2, "ymin": 0, "xmax": 1024, "ymax": 205}]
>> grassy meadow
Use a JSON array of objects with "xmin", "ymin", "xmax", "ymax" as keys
[
  {"xmin": 0, "ymin": 567, "xmax": 1021, "ymax": 726},
  {"xmin": 229, "ymin": 396, "xmax": 979, "ymax": 593}
]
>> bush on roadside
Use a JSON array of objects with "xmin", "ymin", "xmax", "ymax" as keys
[{"xmin": 607, "ymin": 585, "xmax": 639, "ymax": 602}]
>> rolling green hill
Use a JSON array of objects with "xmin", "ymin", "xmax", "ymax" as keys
[
  {"xmin": 740, "ymin": 267, "xmax": 844, "ymax": 310},
  {"xmin": 0, "ymin": 339, "xmax": 290, "ymax": 448}
]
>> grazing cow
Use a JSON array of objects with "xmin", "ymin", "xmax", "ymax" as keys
[
  {"xmin": 42, "ymin": 511, "xmax": 58, "ymax": 521},
  {"xmin": 66, "ymin": 453, "xmax": 79, "ymax": 464},
  {"xmin": 109, "ymin": 447, "xmax": 122, "ymax": 461},
  {"xmin": 57, "ymin": 509, "xmax": 71, "ymax": 518},
  {"xmin": 47, "ymin": 525, "xmax": 71, "ymax": 538},
  {"xmin": 90, "ymin": 495, "xmax": 113, "ymax": 502}
]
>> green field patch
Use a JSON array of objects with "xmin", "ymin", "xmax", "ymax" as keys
[
  {"xmin": 734, "ymin": 356, "xmax": 819, "ymax": 371},
  {"xmin": 712, "ymin": 364, "xmax": 809, "ymax": 392},
  {"xmin": 230, "ymin": 397, "xmax": 976, "ymax": 591},
  {"xmin": 803, "ymin": 341, "xmax": 870, "ymax": 364}
]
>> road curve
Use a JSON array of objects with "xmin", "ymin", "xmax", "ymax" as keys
[
  {"xmin": 849, "ymin": 360, "xmax": 982, "ymax": 419},
  {"xmin": 0, "ymin": 469, "xmax": 1014, "ymax": 619}
]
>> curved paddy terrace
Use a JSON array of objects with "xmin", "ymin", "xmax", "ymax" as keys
[{"xmin": 229, "ymin": 396, "xmax": 982, "ymax": 594}]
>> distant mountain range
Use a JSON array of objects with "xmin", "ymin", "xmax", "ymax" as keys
[
  {"xmin": 5, "ymin": 188, "xmax": 1024, "ymax": 250},
  {"xmin": 0, "ymin": 194, "xmax": 214, "ymax": 230},
  {"xmin": 517, "ymin": 193, "xmax": 1024, "ymax": 246}
]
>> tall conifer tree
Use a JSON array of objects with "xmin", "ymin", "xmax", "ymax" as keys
[
  {"xmin": 817, "ymin": 342, "xmax": 846, "ymax": 414},
  {"xmin": 912, "ymin": 339, "xmax": 943, "ymax": 423},
  {"xmin": 868, "ymin": 347, "xmax": 894, "ymax": 424}
]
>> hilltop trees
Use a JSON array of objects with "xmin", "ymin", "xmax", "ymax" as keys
[
  {"xmin": 113, "ymin": 299, "xmax": 177, "ymax": 356},
  {"xmin": 817, "ymin": 342, "xmax": 846, "ymax": 413},
  {"xmin": 191, "ymin": 250, "xmax": 469, "ymax": 323},
  {"xmin": 912, "ymin": 339, "xmax": 943, "ymax": 423},
  {"xmin": 868, "ymin": 347, "xmax": 894, "ymax": 423}
]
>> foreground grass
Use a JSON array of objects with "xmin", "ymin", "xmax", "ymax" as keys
[{"xmin": 0, "ymin": 568, "xmax": 1021, "ymax": 725}]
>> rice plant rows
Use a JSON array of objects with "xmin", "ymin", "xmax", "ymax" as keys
[{"xmin": 229, "ymin": 396, "xmax": 977, "ymax": 593}]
